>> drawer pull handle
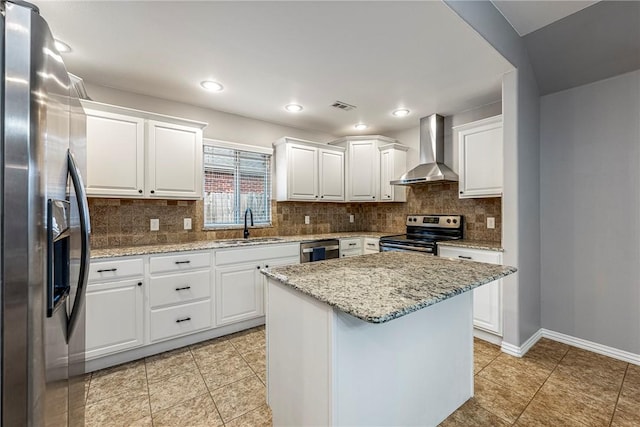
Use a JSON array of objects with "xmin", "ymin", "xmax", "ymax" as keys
[
  {"xmin": 367, "ymin": 243, "xmax": 375, "ymax": 246},
  {"xmin": 176, "ymin": 317, "xmax": 191, "ymax": 323},
  {"xmin": 97, "ymin": 268, "xmax": 117, "ymax": 273},
  {"xmin": 175, "ymin": 286, "xmax": 191, "ymax": 291},
  {"xmin": 458, "ymin": 256, "xmax": 472, "ymax": 260},
  {"xmin": 175, "ymin": 261, "xmax": 191, "ymax": 265},
  {"xmin": 348, "ymin": 243, "xmax": 356, "ymax": 246}
]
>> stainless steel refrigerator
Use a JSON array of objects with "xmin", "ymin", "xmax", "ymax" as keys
[{"xmin": 1, "ymin": 1, "xmax": 90, "ymax": 425}]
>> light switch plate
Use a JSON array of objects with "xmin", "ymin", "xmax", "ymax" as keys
[
  {"xmin": 349, "ymin": 214, "xmax": 355, "ymax": 223},
  {"xmin": 304, "ymin": 215, "xmax": 310, "ymax": 225},
  {"xmin": 150, "ymin": 218, "xmax": 160, "ymax": 231},
  {"xmin": 184, "ymin": 218, "xmax": 192, "ymax": 230},
  {"xmin": 487, "ymin": 217, "xmax": 495, "ymax": 229}
]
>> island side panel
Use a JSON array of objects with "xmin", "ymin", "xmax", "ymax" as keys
[
  {"xmin": 267, "ymin": 278, "xmax": 334, "ymax": 426},
  {"xmin": 333, "ymin": 292, "xmax": 474, "ymax": 426}
]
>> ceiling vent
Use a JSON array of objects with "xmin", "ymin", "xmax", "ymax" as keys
[{"xmin": 331, "ymin": 101, "xmax": 356, "ymax": 111}]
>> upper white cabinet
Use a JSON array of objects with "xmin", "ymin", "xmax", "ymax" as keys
[
  {"xmin": 82, "ymin": 101, "xmax": 206, "ymax": 199},
  {"xmin": 274, "ymin": 137, "xmax": 345, "ymax": 202},
  {"xmin": 85, "ymin": 109, "xmax": 145, "ymax": 197},
  {"xmin": 330, "ymin": 136, "xmax": 407, "ymax": 202},
  {"xmin": 147, "ymin": 120, "xmax": 203, "ymax": 199},
  {"xmin": 379, "ymin": 144, "xmax": 408, "ymax": 202},
  {"xmin": 455, "ymin": 115, "xmax": 503, "ymax": 199}
]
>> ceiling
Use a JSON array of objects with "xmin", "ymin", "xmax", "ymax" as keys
[
  {"xmin": 492, "ymin": 0, "xmax": 599, "ymax": 36},
  {"xmin": 34, "ymin": 1, "xmax": 513, "ymax": 136}
]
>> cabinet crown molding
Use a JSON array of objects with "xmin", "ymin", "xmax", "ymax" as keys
[
  {"xmin": 328, "ymin": 135, "xmax": 400, "ymax": 145},
  {"xmin": 273, "ymin": 137, "xmax": 345, "ymax": 152},
  {"xmin": 452, "ymin": 114, "xmax": 502, "ymax": 131},
  {"xmin": 81, "ymin": 100, "xmax": 208, "ymax": 129}
]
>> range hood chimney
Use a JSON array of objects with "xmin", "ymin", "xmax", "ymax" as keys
[{"xmin": 390, "ymin": 114, "xmax": 458, "ymax": 185}]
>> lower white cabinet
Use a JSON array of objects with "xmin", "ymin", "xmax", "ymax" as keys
[
  {"xmin": 340, "ymin": 237, "xmax": 362, "ymax": 258},
  {"xmin": 214, "ymin": 243, "xmax": 299, "ymax": 327},
  {"xmin": 215, "ymin": 263, "xmax": 264, "ymax": 326},
  {"xmin": 363, "ymin": 238, "xmax": 380, "ymax": 254},
  {"xmin": 85, "ymin": 276, "xmax": 144, "ymax": 360},
  {"xmin": 438, "ymin": 246, "xmax": 503, "ymax": 336}
]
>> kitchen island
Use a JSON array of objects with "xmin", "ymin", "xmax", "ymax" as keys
[{"xmin": 261, "ymin": 251, "xmax": 516, "ymax": 426}]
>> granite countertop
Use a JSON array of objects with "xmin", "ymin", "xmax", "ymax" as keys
[
  {"xmin": 437, "ymin": 239, "xmax": 504, "ymax": 252},
  {"xmin": 90, "ymin": 232, "xmax": 391, "ymax": 259},
  {"xmin": 261, "ymin": 251, "xmax": 516, "ymax": 324}
]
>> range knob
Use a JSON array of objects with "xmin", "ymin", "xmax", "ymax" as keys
[
  {"xmin": 447, "ymin": 218, "xmax": 451, "ymax": 224},
  {"xmin": 453, "ymin": 219, "xmax": 457, "ymax": 224}
]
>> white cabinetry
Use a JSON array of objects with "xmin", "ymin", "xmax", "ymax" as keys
[
  {"xmin": 147, "ymin": 120, "xmax": 203, "ymax": 199},
  {"xmin": 438, "ymin": 246, "xmax": 503, "ymax": 336},
  {"xmin": 274, "ymin": 137, "xmax": 345, "ymax": 202},
  {"xmin": 82, "ymin": 101, "xmax": 206, "ymax": 199},
  {"xmin": 148, "ymin": 251, "xmax": 212, "ymax": 342},
  {"xmin": 340, "ymin": 238, "xmax": 362, "ymax": 258},
  {"xmin": 214, "ymin": 244, "xmax": 299, "ymax": 326},
  {"xmin": 363, "ymin": 237, "xmax": 380, "ymax": 254},
  {"xmin": 379, "ymin": 144, "xmax": 408, "ymax": 202},
  {"xmin": 455, "ymin": 116, "xmax": 503, "ymax": 198},
  {"xmin": 329, "ymin": 136, "xmax": 407, "ymax": 202},
  {"xmin": 85, "ymin": 257, "xmax": 144, "ymax": 360}
]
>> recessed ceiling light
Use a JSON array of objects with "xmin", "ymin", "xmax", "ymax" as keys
[
  {"xmin": 392, "ymin": 109, "xmax": 410, "ymax": 117},
  {"xmin": 54, "ymin": 39, "xmax": 71, "ymax": 53},
  {"xmin": 284, "ymin": 104, "xmax": 303, "ymax": 113},
  {"xmin": 200, "ymin": 80, "xmax": 224, "ymax": 92},
  {"xmin": 354, "ymin": 123, "xmax": 368, "ymax": 130}
]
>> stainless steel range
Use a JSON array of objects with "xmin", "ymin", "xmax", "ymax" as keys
[{"xmin": 379, "ymin": 215, "xmax": 463, "ymax": 255}]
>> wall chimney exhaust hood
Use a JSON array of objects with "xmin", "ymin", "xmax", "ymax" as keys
[{"xmin": 391, "ymin": 114, "xmax": 458, "ymax": 185}]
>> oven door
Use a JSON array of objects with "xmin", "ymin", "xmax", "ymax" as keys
[{"xmin": 379, "ymin": 242, "xmax": 435, "ymax": 255}]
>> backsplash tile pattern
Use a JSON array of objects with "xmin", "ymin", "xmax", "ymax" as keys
[{"xmin": 89, "ymin": 182, "xmax": 500, "ymax": 249}]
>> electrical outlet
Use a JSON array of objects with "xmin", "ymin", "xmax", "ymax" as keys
[
  {"xmin": 487, "ymin": 217, "xmax": 495, "ymax": 229},
  {"xmin": 150, "ymin": 218, "xmax": 160, "ymax": 231},
  {"xmin": 349, "ymin": 214, "xmax": 354, "ymax": 223},
  {"xmin": 304, "ymin": 215, "xmax": 310, "ymax": 225},
  {"xmin": 184, "ymin": 218, "xmax": 192, "ymax": 230}
]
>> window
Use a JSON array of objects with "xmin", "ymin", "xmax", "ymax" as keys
[{"xmin": 203, "ymin": 142, "xmax": 272, "ymax": 228}]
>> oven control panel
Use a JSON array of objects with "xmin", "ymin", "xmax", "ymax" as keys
[{"xmin": 406, "ymin": 215, "xmax": 462, "ymax": 228}]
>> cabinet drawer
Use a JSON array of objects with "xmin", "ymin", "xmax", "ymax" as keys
[
  {"xmin": 150, "ymin": 299, "xmax": 212, "ymax": 342},
  {"xmin": 438, "ymin": 247, "xmax": 501, "ymax": 264},
  {"xmin": 149, "ymin": 251, "xmax": 211, "ymax": 274},
  {"xmin": 215, "ymin": 243, "xmax": 299, "ymax": 266},
  {"xmin": 340, "ymin": 238, "xmax": 362, "ymax": 251},
  {"xmin": 88, "ymin": 258, "xmax": 144, "ymax": 282},
  {"xmin": 149, "ymin": 270, "xmax": 211, "ymax": 308},
  {"xmin": 363, "ymin": 238, "xmax": 379, "ymax": 251},
  {"xmin": 341, "ymin": 249, "xmax": 361, "ymax": 258}
]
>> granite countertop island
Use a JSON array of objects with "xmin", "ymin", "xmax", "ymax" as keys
[
  {"xmin": 263, "ymin": 251, "xmax": 517, "ymax": 426},
  {"xmin": 437, "ymin": 239, "xmax": 504, "ymax": 251},
  {"xmin": 261, "ymin": 251, "xmax": 516, "ymax": 323}
]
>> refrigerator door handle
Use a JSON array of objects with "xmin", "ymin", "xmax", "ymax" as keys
[{"xmin": 67, "ymin": 150, "xmax": 91, "ymax": 339}]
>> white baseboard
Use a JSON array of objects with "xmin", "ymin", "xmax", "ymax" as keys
[
  {"xmin": 499, "ymin": 328, "xmax": 640, "ymax": 366},
  {"xmin": 500, "ymin": 329, "xmax": 542, "ymax": 357},
  {"xmin": 541, "ymin": 328, "xmax": 640, "ymax": 366}
]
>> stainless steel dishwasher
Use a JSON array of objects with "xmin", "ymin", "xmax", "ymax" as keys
[{"xmin": 300, "ymin": 239, "xmax": 340, "ymax": 263}]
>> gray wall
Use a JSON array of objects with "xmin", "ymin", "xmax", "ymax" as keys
[
  {"xmin": 444, "ymin": 1, "xmax": 541, "ymax": 347},
  {"xmin": 84, "ymin": 82, "xmax": 337, "ymax": 148},
  {"xmin": 540, "ymin": 70, "xmax": 640, "ymax": 354}
]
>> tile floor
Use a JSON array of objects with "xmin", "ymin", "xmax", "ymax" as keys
[{"xmin": 83, "ymin": 327, "xmax": 640, "ymax": 426}]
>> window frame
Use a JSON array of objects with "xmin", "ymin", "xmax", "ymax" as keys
[{"xmin": 203, "ymin": 139, "xmax": 273, "ymax": 229}]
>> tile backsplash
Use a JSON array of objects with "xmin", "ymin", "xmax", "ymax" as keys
[{"xmin": 89, "ymin": 182, "xmax": 500, "ymax": 248}]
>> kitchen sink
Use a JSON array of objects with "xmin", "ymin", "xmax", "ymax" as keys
[{"xmin": 219, "ymin": 237, "xmax": 285, "ymax": 245}]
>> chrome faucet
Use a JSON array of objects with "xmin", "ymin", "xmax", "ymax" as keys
[{"xmin": 243, "ymin": 208, "xmax": 254, "ymax": 239}]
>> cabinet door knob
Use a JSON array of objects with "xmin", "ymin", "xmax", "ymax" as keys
[
  {"xmin": 138, "ymin": 189, "xmax": 143, "ymax": 194},
  {"xmin": 137, "ymin": 282, "xmax": 142, "ymax": 287},
  {"xmin": 150, "ymin": 190, "xmax": 155, "ymax": 194},
  {"xmin": 459, "ymin": 191, "xmax": 463, "ymax": 194},
  {"xmin": 372, "ymin": 196, "xmax": 375, "ymax": 199},
  {"xmin": 265, "ymin": 265, "xmax": 269, "ymax": 268},
  {"xmin": 315, "ymin": 195, "xmax": 318, "ymax": 198},
  {"xmin": 256, "ymin": 266, "xmax": 260, "ymax": 269},
  {"xmin": 320, "ymin": 196, "xmax": 324, "ymax": 199}
]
